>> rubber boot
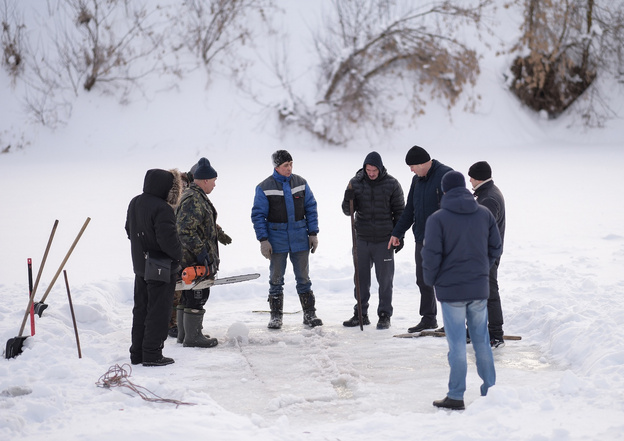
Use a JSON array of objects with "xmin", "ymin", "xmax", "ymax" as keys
[
  {"xmin": 176, "ymin": 305, "xmax": 185, "ymax": 344},
  {"xmin": 183, "ymin": 308, "xmax": 218, "ymax": 348},
  {"xmin": 267, "ymin": 294, "xmax": 283, "ymax": 329},
  {"xmin": 298, "ymin": 291, "xmax": 323, "ymax": 327}
]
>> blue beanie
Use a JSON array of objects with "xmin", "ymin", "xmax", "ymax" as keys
[
  {"xmin": 193, "ymin": 157, "xmax": 217, "ymax": 180},
  {"xmin": 441, "ymin": 171, "xmax": 465, "ymax": 193}
]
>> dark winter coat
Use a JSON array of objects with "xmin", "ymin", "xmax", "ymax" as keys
[
  {"xmin": 421, "ymin": 187, "xmax": 502, "ymax": 303},
  {"xmin": 125, "ymin": 169, "xmax": 183, "ymax": 277},
  {"xmin": 473, "ymin": 179, "xmax": 506, "ymax": 249},
  {"xmin": 391, "ymin": 159, "xmax": 453, "ymax": 242},
  {"xmin": 251, "ymin": 170, "xmax": 319, "ymax": 254},
  {"xmin": 176, "ymin": 183, "xmax": 219, "ymax": 269},
  {"xmin": 341, "ymin": 167, "xmax": 405, "ymax": 243}
]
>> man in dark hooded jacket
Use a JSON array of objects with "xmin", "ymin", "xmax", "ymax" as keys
[
  {"xmin": 421, "ymin": 171, "xmax": 502, "ymax": 410},
  {"xmin": 388, "ymin": 145, "xmax": 453, "ymax": 333},
  {"xmin": 341, "ymin": 151, "xmax": 404, "ymax": 329},
  {"xmin": 126, "ymin": 168, "xmax": 183, "ymax": 367}
]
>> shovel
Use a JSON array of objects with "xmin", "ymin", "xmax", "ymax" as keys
[
  {"xmin": 348, "ymin": 183, "xmax": 364, "ymax": 331},
  {"xmin": 34, "ymin": 217, "xmax": 90, "ymax": 317},
  {"xmin": 5, "ymin": 259, "xmax": 35, "ymax": 359},
  {"xmin": 5, "ymin": 220, "xmax": 59, "ymax": 359}
]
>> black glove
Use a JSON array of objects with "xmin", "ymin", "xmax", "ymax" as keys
[
  {"xmin": 218, "ymin": 229, "xmax": 232, "ymax": 245},
  {"xmin": 197, "ymin": 249, "xmax": 217, "ymax": 277},
  {"xmin": 393, "ymin": 237, "xmax": 404, "ymax": 253},
  {"xmin": 344, "ymin": 188, "xmax": 355, "ymax": 201}
]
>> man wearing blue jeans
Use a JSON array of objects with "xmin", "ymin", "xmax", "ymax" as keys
[
  {"xmin": 421, "ymin": 171, "xmax": 502, "ymax": 410},
  {"xmin": 251, "ymin": 150, "xmax": 322, "ymax": 329}
]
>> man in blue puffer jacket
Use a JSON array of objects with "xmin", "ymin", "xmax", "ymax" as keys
[
  {"xmin": 251, "ymin": 150, "xmax": 322, "ymax": 329},
  {"xmin": 421, "ymin": 171, "xmax": 502, "ymax": 410}
]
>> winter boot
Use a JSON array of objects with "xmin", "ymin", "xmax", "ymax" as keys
[
  {"xmin": 343, "ymin": 314, "xmax": 370, "ymax": 327},
  {"xmin": 267, "ymin": 294, "xmax": 284, "ymax": 329},
  {"xmin": 183, "ymin": 308, "xmax": 218, "ymax": 348},
  {"xmin": 298, "ymin": 292, "xmax": 323, "ymax": 328},
  {"xmin": 176, "ymin": 305, "xmax": 185, "ymax": 344}
]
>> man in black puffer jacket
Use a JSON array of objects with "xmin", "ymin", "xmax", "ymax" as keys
[
  {"xmin": 342, "ymin": 152, "xmax": 405, "ymax": 329},
  {"xmin": 126, "ymin": 168, "xmax": 183, "ymax": 367}
]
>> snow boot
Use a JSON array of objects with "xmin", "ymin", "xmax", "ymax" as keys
[
  {"xmin": 267, "ymin": 294, "xmax": 284, "ymax": 329},
  {"xmin": 183, "ymin": 308, "xmax": 218, "ymax": 348},
  {"xmin": 343, "ymin": 314, "xmax": 370, "ymax": 327},
  {"xmin": 298, "ymin": 292, "xmax": 323, "ymax": 327},
  {"xmin": 176, "ymin": 305, "xmax": 185, "ymax": 344}
]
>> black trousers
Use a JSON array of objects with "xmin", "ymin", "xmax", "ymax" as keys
[
  {"xmin": 487, "ymin": 260, "xmax": 504, "ymax": 340},
  {"xmin": 352, "ymin": 239, "xmax": 395, "ymax": 317},
  {"xmin": 180, "ymin": 287, "xmax": 210, "ymax": 310},
  {"xmin": 130, "ymin": 275, "xmax": 175, "ymax": 363},
  {"xmin": 415, "ymin": 241, "xmax": 437, "ymax": 323}
]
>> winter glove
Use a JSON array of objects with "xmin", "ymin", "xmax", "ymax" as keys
[
  {"xmin": 260, "ymin": 240, "xmax": 272, "ymax": 260},
  {"xmin": 309, "ymin": 235, "xmax": 318, "ymax": 254},
  {"xmin": 217, "ymin": 229, "xmax": 232, "ymax": 245},
  {"xmin": 344, "ymin": 188, "xmax": 355, "ymax": 201},
  {"xmin": 197, "ymin": 248, "xmax": 217, "ymax": 277},
  {"xmin": 393, "ymin": 237, "xmax": 404, "ymax": 254}
]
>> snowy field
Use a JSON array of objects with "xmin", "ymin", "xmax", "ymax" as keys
[{"xmin": 2, "ymin": 1, "xmax": 624, "ymax": 440}]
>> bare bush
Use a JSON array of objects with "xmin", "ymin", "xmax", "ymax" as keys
[
  {"xmin": 23, "ymin": 0, "xmax": 173, "ymax": 127},
  {"xmin": 277, "ymin": 0, "xmax": 492, "ymax": 144},
  {"xmin": 1, "ymin": 0, "xmax": 25, "ymax": 81},
  {"xmin": 508, "ymin": 0, "xmax": 624, "ymax": 125},
  {"xmin": 174, "ymin": 0, "xmax": 275, "ymax": 76}
]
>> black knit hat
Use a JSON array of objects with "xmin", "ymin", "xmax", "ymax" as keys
[
  {"xmin": 272, "ymin": 150, "xmax": 293, "ymax": 167},
  {"xmin": 405, "ymin": 145, "xmax": 431, "ymax": 165},
  {"xmin": 363, "ymin": 151, "xmax": 384, "ymax": 171},
  {"xmin": 193, "ymin": 157, "xmax": 218, "ymax": 180},
  {"xmin": 468, "ymin": 161, "xmax": 492, "ymax": 181},
  {"xmin": 441, "ymin": 171, "xmax": 465, "ymax": 193}
]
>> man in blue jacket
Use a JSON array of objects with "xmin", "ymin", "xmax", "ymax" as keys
[
  {"xmin": 251, "ymin": 150, "xmax": 322, "ymax": 329},
  {"xmin": 421, "ymin": 171, "xmax": 502, "ymax": 410},
  {"xmin": 388, "ymin": 145, "xmax": 452, "ymax": 333}
]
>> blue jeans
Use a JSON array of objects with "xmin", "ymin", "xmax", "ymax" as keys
[
  {"xmin": 268, "ymin": 250, "xmax": 311, "ymax": 296},
  {"xmin": 441, "ymin": 299, "xmax": 496, "ymax": 400}
]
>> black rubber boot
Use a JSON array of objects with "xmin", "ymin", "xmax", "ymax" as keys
[
  {"xmin": 298, "ymin": 292, "xmax": 323, "ymax": 327},
  {"xmin": 183, "ymin": 309, "xmax": 218, "ymax": 348},
  {"xmin": 267, "ymin": 294, "xmax": 284, "ymax": 329},
  {"xmin": 176, "ymin": 305, "xmax": 185, "ymax": 344}
]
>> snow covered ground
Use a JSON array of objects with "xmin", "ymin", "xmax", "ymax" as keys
[{"xmin": 2, "ymin": 1, "xmax": 624, "ymax": 440}]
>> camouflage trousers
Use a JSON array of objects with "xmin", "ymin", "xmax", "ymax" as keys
[{"xmin": 168, "ymin": 290, "xmax": 182, "ymax": 328}]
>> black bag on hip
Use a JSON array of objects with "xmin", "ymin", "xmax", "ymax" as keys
[{"xmin": 144, "ymin": 251, "xmax": 172, "ymax": 282}]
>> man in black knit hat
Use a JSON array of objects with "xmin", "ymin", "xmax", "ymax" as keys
[
  {"xmin": 341, "ymin": 151, "xmax": 405, "ymax": 329},
  {"xmin": 388, "ymin": 145, "xmax": 453, "ymax": 333},
  {"xmin": 468, "ymin": 161, "xmax": 507, "ymax": 348}
]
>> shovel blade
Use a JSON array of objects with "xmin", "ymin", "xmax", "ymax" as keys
[
  {"xmin": 33, "ymin": 302, "xmax": 48, "ymax": 318},
  {"xmin": 5, "ymin": 336, "xmax": 28, "ymax": 359}
]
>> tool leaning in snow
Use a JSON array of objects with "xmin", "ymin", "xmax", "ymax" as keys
[
  {"xmin": 174, "ymin": 265, "xmax": 260, "ymax": 291},
  {"xmin": 33, "ymin": 217, "xmax": 91, "ymax": 317},
  {"xmin": 63, "ymin": 270, "xmax": 82, "ymax": 359},
  {"xmin": 5, "ymin": 220, "xmax": 59, "ymax": 359},
  {"xmin": 393, "ymin": 330, "xmax": 522, "ymax": 340}
]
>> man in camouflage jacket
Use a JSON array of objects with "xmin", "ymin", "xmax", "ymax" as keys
[{"xmin": 175, "ymin": 157, "xmax": 226, "ymax": 348}]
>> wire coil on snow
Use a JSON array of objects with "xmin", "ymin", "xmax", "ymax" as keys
[{"xmin": 96, "ymin": 364, "xmax": 195, "ymax": 407}]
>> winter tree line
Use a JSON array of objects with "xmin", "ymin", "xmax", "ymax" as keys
[{"xmin": 2, "ymin": 0, "xmax": 623, "ymax": 145}]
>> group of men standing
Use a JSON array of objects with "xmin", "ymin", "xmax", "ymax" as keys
[{"xmin": 124, "ymin": 145, "xmax": 506, "ymax": 410}]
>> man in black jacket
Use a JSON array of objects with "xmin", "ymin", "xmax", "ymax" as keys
[
  {"xmin": 388, "ymin": 145, "xmax": 453, "ymax": 333},
  {"xmin": 342, "ymin": 152, "xmax": 405, "ymax": 329},
  {"xmin": 468, "ymin": 161, "xmax": 507, "ymax": 348},
  {"xmin": 126, "ymin": 168, "xmax": 183, "ymax": 367}
]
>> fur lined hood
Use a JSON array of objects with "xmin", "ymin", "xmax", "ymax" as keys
[{"xmin": 167, "ymin": 168, "xmax": 183, "ymax": 209}]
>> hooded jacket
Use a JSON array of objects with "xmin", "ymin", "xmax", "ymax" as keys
[
  {"xmin": 341, "ymin": 153, "xmax": 404, "ymax": 242},
  {"xmin": 125, "ymin": 169, "xmax": 183, "ymax": 277},
  {"xmin": 251, "ymin": 170, "xmax": 319, "ymax": 254},
  {"xmin": 392, "ymin": 159, "xmax": 453, "ymax": 242},
  {"xmin": 421, "ymin": 186, "xmax": 502, "ymax": 303}
]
